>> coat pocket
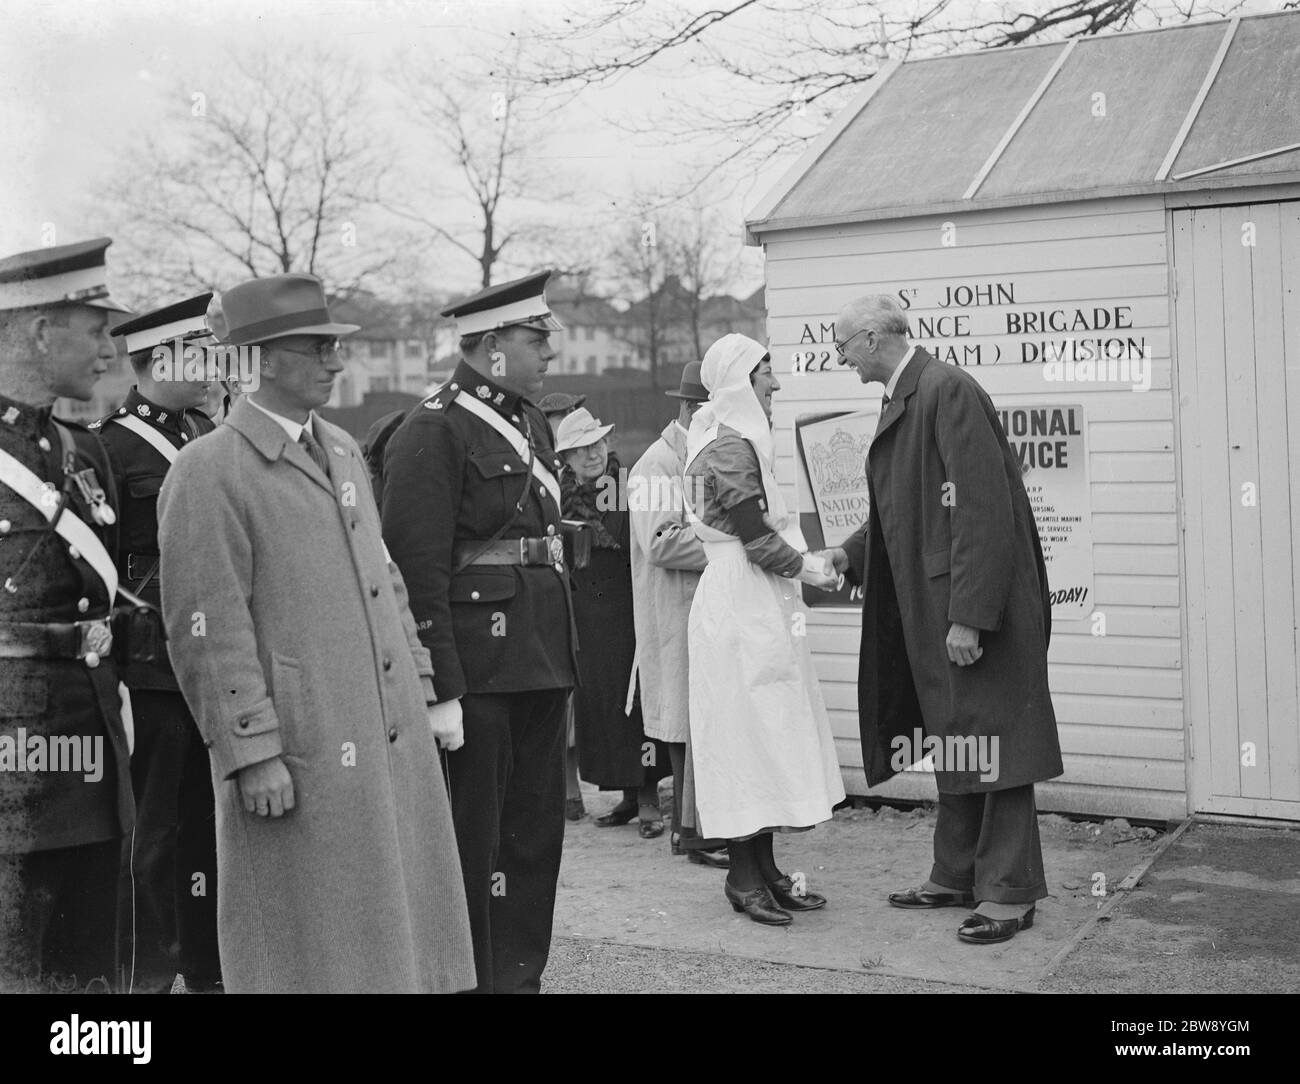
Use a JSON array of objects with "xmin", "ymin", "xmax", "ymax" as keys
[
  {"xmin": 449, "ymin": 568, "xmax": 517, "ymax": 603},
  {"xmin": 268, "ymin": 652, "xmax": 317, "ymax": 758},
  {"xmin": 126, "ymin": 473, "xmax": 165, "ymax": 499},
  {"xmin": 923, "ymin": 548, "xmax": 951, "ymax": 578}
]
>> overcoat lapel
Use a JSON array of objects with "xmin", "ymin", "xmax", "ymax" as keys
[
  {"xmin": 868, "ymin": 348, "xmax": 933, "ymax": 450},
  {"xmin": 225, "ymin": 397, "xmax": 335, "ymax": 495}
]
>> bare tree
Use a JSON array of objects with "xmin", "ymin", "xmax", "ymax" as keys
[
  {"xmin": 612, "ymin": 205, "xmax": 674, "ymax": 388},
  {"xmin": 389, "ymin": 47, "xmax": 581, "ymax": 289},
  {"xmin": 668, "ymin": 203, "xmax": 738, "ymax": 360},
  {"xmin": 105, "ymin": 46, "xmax": 402, "ymax": 308},
  {"xmin": 522, "ymin": 0, "xmax": 1251, "ymax": 194}
]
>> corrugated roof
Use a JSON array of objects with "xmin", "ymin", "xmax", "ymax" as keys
[{"xmin": 749, "ymin": 10, "xmax": 1300, "ymax": 234}]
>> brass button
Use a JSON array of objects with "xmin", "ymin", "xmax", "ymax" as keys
[
  {"xmin": 470, "ymin": 590, "xmax": 480, "ymax": 600},
  {"xmin": 77, "ymin": 597, "xmax": 89, "ymax": 613},
  {"xmin": 238, "ymin": 718, "xmax": 249, "ymax": 729},
  {"xmin": 370, "ymin": 585, "xmax": 379, "ymax": 598},
  {"xmin": 69, "ymin": 546, "xmax": 81, "ymax": 560},
  {"xmin": 546, "ymin": 525, "xmax": 556, "ymax": 536},
  {"xmin": 84, "ymin": 652, "xmax": 100, "ymax": 669},
  {"xmin": 0, "ymin": 520, "xmax": 10, "ymax": 535},
  {"xmin": 38, "ymin": 436, "xmax": 51, "ymax": 452},
  {"xmin": 383, "ymin": 658, "xmax": 392, "ymax": 672},
  {"xmin": 388, "ymin": 728, "xmax": 398, "ymax": 743},
  {"xmin": 503, "ymin": 464, "xmax": 511, "ymax": 472}
]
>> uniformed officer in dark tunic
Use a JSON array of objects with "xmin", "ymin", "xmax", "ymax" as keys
[
  {"xmin": 94, "ymin": 294, "xmax": 221, "ymax": 993},
  {"xmin": 381, "ymin": 271, "xmax": 577, "ymax": 994},
  {"xmin": 0, "ymin": 239, "xmax": 135, "ymax": 991}
]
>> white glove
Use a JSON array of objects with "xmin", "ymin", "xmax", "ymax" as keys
[
  {"xmin": 118, "ymin": 682, "xmax": 135, "ymax": 756},
  {"xmin": 427, "ymin": 698, "xmax": 464, "ymax": 751},
  {"xmin": 795, "ymin": 552, "xmax": 839, "ymax": 591}
]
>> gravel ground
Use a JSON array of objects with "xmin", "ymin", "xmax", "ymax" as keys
[{"xmin": 543, "ymin": 936, "xmax": 1001, "ymax": 994}]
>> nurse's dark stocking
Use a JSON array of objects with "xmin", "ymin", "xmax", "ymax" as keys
[
  {"xmin": 755, "ymin": 831, "xmax": 782, "ymax": 882},
  {"xmin": 725, "ymin": 837, "xmax": 762, "ymax": 891}
]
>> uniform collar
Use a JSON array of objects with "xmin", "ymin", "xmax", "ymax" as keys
[
  {"xmin": 451, "ymin": 359, "xmax": 523, "ymax": 417},
  {"xmin": 120, "ymin": 386, "xmax": 185, "ymax": 436},
  {"xmin": 0, "ymin": 391, "xmax": 53, "ymax": 443}
]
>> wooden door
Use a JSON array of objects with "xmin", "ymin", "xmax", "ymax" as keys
[{"xmin": 1173, "ymin": 201, "xmax": 1300, "ymax": 819}]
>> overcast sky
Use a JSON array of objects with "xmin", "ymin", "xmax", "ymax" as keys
[
  {"xmin": 1, "ymin": 0, "xmax": 1279, "ymax": 299},
  {"xmin": 0, "ymin": 0, "xmax": 786, "ymax": 292}
]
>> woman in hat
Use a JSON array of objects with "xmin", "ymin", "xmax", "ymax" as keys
[
  {"xmin": 684, "ymin": 333, "xmax": 845, "ymax": 925},
  {"xmin": 556, "ymin": 408, "xmax": 670, "ymax": 837}
]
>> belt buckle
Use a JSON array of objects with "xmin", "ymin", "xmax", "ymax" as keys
[
  {"xmin": 548, "ymin": 536, "xmax": 564, "ymax": 567},
  {"xmin": 518, "ymin": 537, "xmax": 530, "ymax": 565},
  {"xmin": 77, "ymin": 619, "xmax": 113, "ymax": 666}
]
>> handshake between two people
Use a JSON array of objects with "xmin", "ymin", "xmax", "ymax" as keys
[{"xmin": 795, "ymin": 546, "xmax": 850, "ymax": 592}]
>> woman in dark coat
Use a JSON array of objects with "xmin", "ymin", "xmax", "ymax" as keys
[{"xmin": 557, "ymin": 408, "xmax": 670, "ymax": 837}]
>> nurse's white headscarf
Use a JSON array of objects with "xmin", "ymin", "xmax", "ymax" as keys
[{"xmin": 686, "ymin": 333, "xmax": 773, "ymax": 471}]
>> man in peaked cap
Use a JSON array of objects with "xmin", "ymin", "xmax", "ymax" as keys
[
  {"xmin": 0, "ymin": 238, "xmax": 135, "ymax": 991},
  {"xmin": 156, "ymin": 272, "xmax": 474, "ymax": 992},
  {"xmin": 382, "ymin": 270, "xmax": 578, "ymax": 994},
  {"xmin": 95, "ymin": 293, "xmax": 221, "ymax": 992}
]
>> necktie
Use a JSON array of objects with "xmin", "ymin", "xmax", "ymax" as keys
[{"xmin": 299, "ymin": 428, "xmax": 331, "ymax": 480}]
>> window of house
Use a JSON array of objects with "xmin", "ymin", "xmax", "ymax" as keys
[
  {"xmin": 405, "ymin": 340, "xmax": 422, "ymax": 358},
  {"xmin": 371, "ymin": 376, "xmax": 391, "ymax": 393},
  {"xmin": 369, "ymin": 340, "xmax": 387, "ymax": 359},
  {"xmin": 586, "ymin": 355, "xmax": 598, "ymax": 373},
  {"xmin": 584, "ymin": 326, "xmax": 595, "ymax": 341}
]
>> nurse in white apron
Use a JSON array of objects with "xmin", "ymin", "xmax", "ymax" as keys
[{"xmin": 684, "ymin": 334, "xmax": 846, "ymax": 926}]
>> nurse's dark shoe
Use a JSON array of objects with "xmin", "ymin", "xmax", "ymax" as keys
[
  {"xmin": 766, "ymin": 874, "xmax": 827, "ymax": 911},
  {"xmin": 957, "ymin": 905, "xmax": 1036, "ymax": 945},
  {"xmin": 724, "ymin": 880, "xmax": 792, "ymax": 926}
]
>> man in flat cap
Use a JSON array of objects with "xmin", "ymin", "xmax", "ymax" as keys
[
  {"xmin": 0, "ymin": 238, "xmax": 135, "ymax": 991},
  {"xmin": 382, "ymin": 269, "xmax": 577, "ymax": 994},
  {"xmin": 536, "ymin": 391, "xmax": 586, "ymax": 437},
  {"xmin": 157, "ymin": 272, "xmax": 475, "ymax": 992},
  {"xmin": 94, "ymin": 293, "xmax": 220, "ymax": 992}
]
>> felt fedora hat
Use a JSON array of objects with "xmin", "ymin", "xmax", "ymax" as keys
[
  {"xmin": 220, "ymin": 273, "xmax": 360, "ymax": 346},
  {"xmin": 665, "ymin": 361, "xmax": 708, "ymax": 401}
]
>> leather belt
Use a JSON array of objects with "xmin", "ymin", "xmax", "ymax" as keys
[
  {"xmin": 452, "ymin": 536, "xmax": 565, "ymax": 569},
  {"xmin": 0, "ymin": 618, "xmax": 114, "ymax": 665}
]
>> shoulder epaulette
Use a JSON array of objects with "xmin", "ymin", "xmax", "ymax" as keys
[{"xmin": 422, "ymin": 383, "xmax": 460, "ymax": 413}]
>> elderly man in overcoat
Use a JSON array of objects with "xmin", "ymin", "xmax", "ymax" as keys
[
  {"xmin": 829, "ymin": 294, "xmax": 1063, "ymax": 945},
  {"xmin": 157, "ymin": 273, "xmax": 475, "ymax": 992}
]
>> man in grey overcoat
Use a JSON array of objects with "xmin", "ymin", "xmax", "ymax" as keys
[
  {"xmin": 829, "ymin": 295, "xmax": 1063, "ymax": 946},
  {"xmin": 627, "ymin": 363, "xmax": 727, "ymax": 867},
  {"xmin": 158, "ymin": 274, "xmax": 475, "ymax": 992}
]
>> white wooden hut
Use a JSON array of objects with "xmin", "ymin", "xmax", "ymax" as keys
[{"xmin": 745, "ymin": 10, "xmax": 1300, "ymax": 822}]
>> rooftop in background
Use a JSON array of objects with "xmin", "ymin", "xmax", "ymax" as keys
[{"xmin": 748, "ymin": 9, "xmax": 1300, "ymax": 235}]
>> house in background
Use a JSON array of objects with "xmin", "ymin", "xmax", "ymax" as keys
[
  {"xmin": 328, "ymin": 292, "xmax": 443, "ymax": 407},
  {"xmin": 547, "ymin": 282, "xmax": 642, "ymax": 375}
]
